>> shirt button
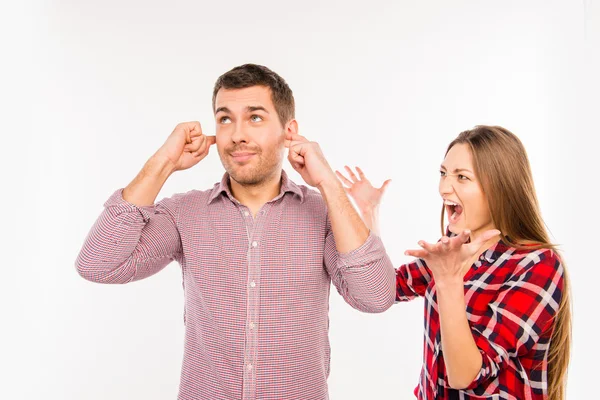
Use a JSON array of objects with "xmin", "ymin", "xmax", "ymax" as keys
[
  {"xmin": 251, "ymin": 241, "xmax": 258, "ymax": 248},
  {"xmin": 249, "ymin": 322, "xmax": 255, "ymax": 330},
  {"xmin": 250, "ymin": 281, "xmax": 256, "ymax": 288},
  {"xmin": 247, "ymin": 364, "xmax": 253, "ymax": 371},
  {"xmin": 244, "ymin": 211, "xmax": 250, "ymax": 217}
]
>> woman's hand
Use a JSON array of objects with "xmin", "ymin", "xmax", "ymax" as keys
[
  {"xmin": 405, "ymin": 229, "xmax": 501, "ymax": 285},
  {"xmin": 335, "ymin": 166, "xmax": 391, "ymax": 215}
]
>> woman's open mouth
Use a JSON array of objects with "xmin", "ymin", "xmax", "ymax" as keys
[{"xmin": 444, "ymin": 199, "xmax": 464, "ymax": 224}]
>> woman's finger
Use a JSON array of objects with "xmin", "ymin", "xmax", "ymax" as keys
[
  {"xmin": 344, "ymin": 166, "xmax": 359, "ymax": 183},
  {"xmin": 355, "ymin": 166, "xmax": 366, "ymax": 181},
  {"xmin": 405, "ymin": 248, "xmax": 429, "ymax": 258},
  {"xmin": 336, "ymin": 170, "xmax": 354, "ymax": 187}
]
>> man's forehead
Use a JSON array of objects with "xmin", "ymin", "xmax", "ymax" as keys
[{"xmin": 215, "ymin": 86, "xmax": 273, "ymax": 110}]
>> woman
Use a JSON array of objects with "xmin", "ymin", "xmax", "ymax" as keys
[{"xmin": 336, "ymin": 126, "xmax": 571, "ymax": 399}]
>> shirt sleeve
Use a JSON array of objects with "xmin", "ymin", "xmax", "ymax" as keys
[
  {"xmin": 75, "ymin": 188, "xmax": 184, "ymax": 284},
  {"xmin": 323, "ymin": 221, "xmax": 396, "ymax": 313},
  {"xmin": 395, "ymin": 258, "xmax": 433, "ymax": 301},
  {"xmin": 464, "ymin": 249, "xmax": 564, "ymax": 389}
]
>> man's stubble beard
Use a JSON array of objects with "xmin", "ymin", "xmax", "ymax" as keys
[{"xmin": 220, "ymin": 146, "xmax": 285, "ymax": 187}]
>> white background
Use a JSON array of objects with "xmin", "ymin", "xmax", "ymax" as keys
[{"xmin": 1, "ymin": 1, "xmax": 598, "ymax": 399}]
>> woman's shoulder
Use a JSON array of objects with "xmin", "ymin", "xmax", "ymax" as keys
[{"xmin": 505, "ymin": 244, "xmax": 564, "ymax": 282}]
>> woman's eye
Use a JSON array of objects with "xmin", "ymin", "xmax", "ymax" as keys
[
  {"xmin": 440, "ymin": 170, "xmax": 446, "ymax": 177},
  {"xmin": 458, "ymin": 174, "xmax": 469, "ymax": 180}
]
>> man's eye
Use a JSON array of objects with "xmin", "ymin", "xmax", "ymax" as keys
[
  {"xmin": 220, "ymin": 116, "xmax": 231, "ymax": 124},
  {"xmin": 440, "ymin": 170, "xmax": 446, "ymax": 177},
  {"xmin": 250, "ymin": 115, "xmax": 263, "ymax": 122}
]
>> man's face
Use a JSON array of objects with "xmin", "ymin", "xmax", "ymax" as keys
[{"xmin": 214, "ymin": 86, "xmax": 287, "ymax": 186}]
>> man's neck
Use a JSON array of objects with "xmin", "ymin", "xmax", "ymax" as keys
[{"xmin": 229, "ymin": 170, "xmax": 283, "ymax": 216}]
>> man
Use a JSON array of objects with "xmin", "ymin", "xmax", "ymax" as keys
[{"xmin": 76, "ymin": 64, "xmax": 395, "ymax": 400}]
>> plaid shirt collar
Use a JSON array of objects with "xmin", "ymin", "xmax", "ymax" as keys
[{"xmin": 208, "ymin": 169, "xmax": 304, "ymax": 205}]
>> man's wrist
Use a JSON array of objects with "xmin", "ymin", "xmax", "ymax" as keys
[
  {"xmin": 316, "ymin": 174, "xmax": 343, "ymax": 194},
  {"xmin": 146, "ymin": 154, "xmax": 177, "ymax": 180}
]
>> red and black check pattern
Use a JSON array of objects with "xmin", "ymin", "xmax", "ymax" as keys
[
  {"xmin": 396, "ymin": 240, "xmax": 564, "ymax": 399},
  {"xmin": 76, "ymin": 170, "xmax": 396, "ymax": 400}
]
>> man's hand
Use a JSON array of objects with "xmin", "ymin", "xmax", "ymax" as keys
[
  {"xmin": 284, "ymin": 132, "xmax": 336, "ymax": 188},
  {"xmin": 155, "ymin": 121, "xmax": 216, "ymax": 173},
  {"xmin": 123, "ymin": 122, "xmax": 215, "ymax": 206}
]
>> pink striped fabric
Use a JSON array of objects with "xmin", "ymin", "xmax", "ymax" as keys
[{"xmin": 76, "ymin": 170, "xmax": 395, "ymax": 400}]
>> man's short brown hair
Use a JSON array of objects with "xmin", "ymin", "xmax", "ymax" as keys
[{"xmin": 212, "ymin": 64, "xmax": 295, "ymax": 126}]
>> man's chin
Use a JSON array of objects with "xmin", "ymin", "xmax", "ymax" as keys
[{"xmin": 228, "ymin": 170, "xmax": 262, "ymax": 186}]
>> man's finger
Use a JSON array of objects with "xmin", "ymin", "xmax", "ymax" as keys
[
  {"xmin": 189, "ymin": 121, "xmax": 202, "ymax": 132},
  {"xmin": 288, "ymin": 148, "xmax": 305, "ymax": 164},
  {"xmin": 288, "ymin": 141, "xmax": 309, "ymax": 156},
  {"xmin": 193, "ymin": 141, "xmax": 210, "ymax": 157},
  {"xmin": 286, "ymin": 139, "xmax": 305, "ymax": 149},
  {"xmin": 181, "ymin": 121, "xmax": 202, "ymax": 141},
  {"xmin": 184, "ymin": 143, "xmax": 196, "ymax": 152},
  {"xmin": 285, "ymin": 132, "xmax": 308, "ymax": 143}
]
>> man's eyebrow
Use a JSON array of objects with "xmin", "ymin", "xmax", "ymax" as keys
[
  {"xmin": 215, "ymin": 106, "xmax": 269, "ymax": 114},
  {"xmin": 247, "ymin": 106, "xmax": 269, "ymax": 113}
]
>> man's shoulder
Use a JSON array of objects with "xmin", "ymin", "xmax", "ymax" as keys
[
  {"xmin": 291, "ymin": 182, "xmax": 326, "ymax": 207},
  {"xmin": 160, "ymin": 182, "xmax": 222, "ymax": 209}
]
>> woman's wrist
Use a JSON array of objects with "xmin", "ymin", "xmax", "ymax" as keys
[{"xmin": 435, "ymin": 275, "xmax": 465, "ymax": 291}]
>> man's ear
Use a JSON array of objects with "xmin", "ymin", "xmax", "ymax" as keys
[{"xmin": 285, "ymin": 119, "xmax": 299, "ymax": 136}]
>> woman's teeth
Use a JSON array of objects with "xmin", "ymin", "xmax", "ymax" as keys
[{"xmin": 444, "ymin": 200, "xmax": 462, "ymax": 223}]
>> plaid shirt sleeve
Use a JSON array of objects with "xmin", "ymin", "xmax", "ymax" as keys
[
  {"xmin": 75, "ymin": 188, "xmax": 183, "ymax": 284},
  {"xmin": 465, "ymin": 249, "xmax": 564, "ymax": 389},
  {"xmin": 395, "ymin": 258, "xmax": 433, "ymax": 301},
  {"xmin": 324, "ymin": 225, "xmax": 396, "ymax": 313}
]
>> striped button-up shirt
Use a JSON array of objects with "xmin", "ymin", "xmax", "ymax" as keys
[
  {"xmin": 76, "ymin": 170, "xmax": 395, "ymax": 400},
  {"xmin": 396, "ymin": 239, "xmax": 564, "ymax": 399}
]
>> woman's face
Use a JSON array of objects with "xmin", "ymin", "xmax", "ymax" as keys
[{"xmin": 439, "ymin": 143, "xmax": 495, "ymax": 239}]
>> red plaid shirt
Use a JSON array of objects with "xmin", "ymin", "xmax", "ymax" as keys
[
  {"xmin": 396, "ymin": 240, "xmax": 564, "ymax": 400},
  {"xmin": 76, "ymin": 170, "xmax": 396, "ymax": 400}
]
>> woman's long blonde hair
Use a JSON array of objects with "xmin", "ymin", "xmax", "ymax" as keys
[{"xmin": 441, "ymin": 125, "xmax": 571, "ymax": 399}]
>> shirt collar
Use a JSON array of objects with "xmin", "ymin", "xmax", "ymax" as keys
[
  {"xmin": 207, "ymin": 169, "xmax": 304, "ymax": 205},
  {"xmin": 479, "ymin": 239, "xmax": 511, "ymax": 264}
]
